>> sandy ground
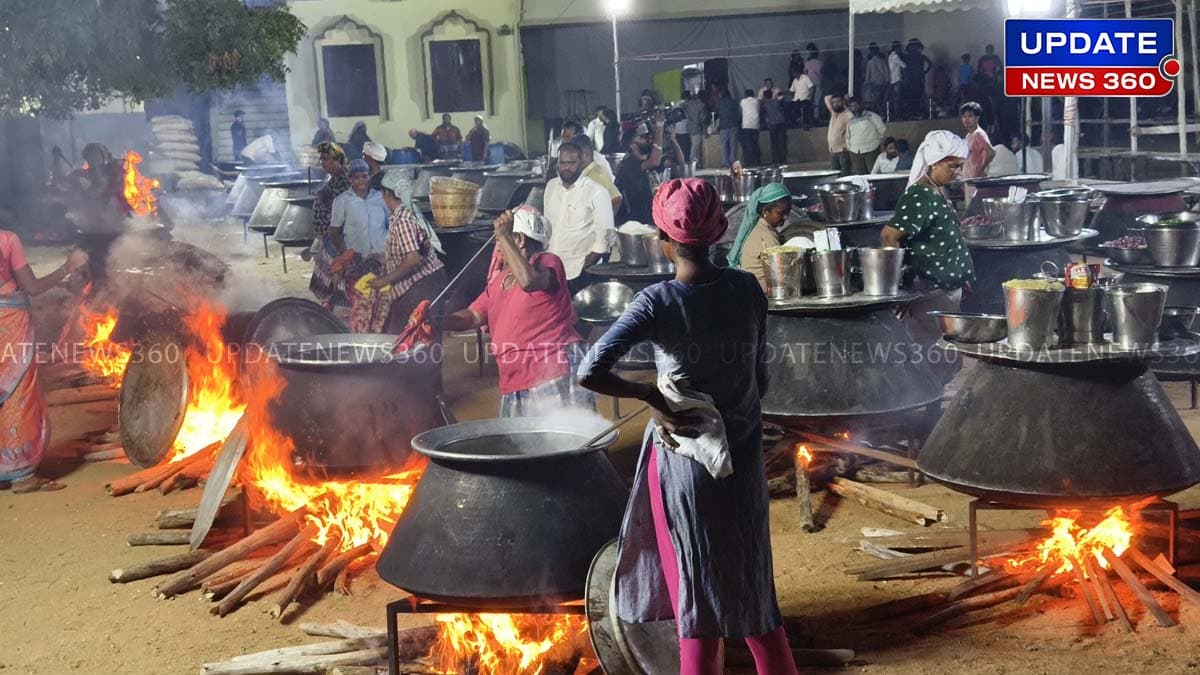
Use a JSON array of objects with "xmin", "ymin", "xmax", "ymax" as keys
[{"xmin": 2, "ymin": 217, "xmax": 1200, "ymax": 673}]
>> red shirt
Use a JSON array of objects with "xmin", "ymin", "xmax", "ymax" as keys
[
  {"xmin": 0, "ymin": 231, "xmax": 28, "ymax": 286},
  {"xmin": 469, "ymin": 252, "xmax": 584, "ymax": 395}
]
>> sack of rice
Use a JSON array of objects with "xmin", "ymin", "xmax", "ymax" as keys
[
  {"xmin": 164, "ymin": 150, "xmax": 202, "ymax": 164},
  {"xmin": 175, "ymin": 171, "xmax": 225, "ymax": 191},
  {"xmin": 170, "ymin": 159, "xmax": 201, "ymax": 172},
  {"xmin": 151, "ymin": 115, "xmax": 190, "ymax": 125},
  {"xmin": 156, "ymin": 141, "xmax": 201, "ymax": 155},
  {"xmin": 154, "ymin": 131, "xmax": 198, "ymax": 145},
  {"xmin": 152, "ymin": 117, "xmax": 193, "ymax": 130}
]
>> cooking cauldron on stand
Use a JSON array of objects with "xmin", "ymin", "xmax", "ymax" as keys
[
  {"xmin": 265, "ymin": 334, "xmax": 445, "ymax": 478},
  {"xmin": 581, "ymin": 263, "xmax": 673, "ymax": 378},
  {"xmin": 273, "ymin": 197, "xmax": 315, "ymax": 273},
  {"xmin": 921, "ymin": 339, "xmax": 1200, "ymax": 507},
  {"xmin": 477, "ymin": 171, "xmax": 538, "ymax": 215},
  {"xmin": 378, "ymin": 416, "xmax": 628, "ymax": 606},
  {"xmin": 247, "ymin": 179, "xmax": 323, "ymax": 257},
  {"xmin": 962, "ymin": 229, "xmax": 1099, "ymax": 315},
  {"xmin": 1086, "ymin": 180, "xmax": 1193, "ymax": 249}
]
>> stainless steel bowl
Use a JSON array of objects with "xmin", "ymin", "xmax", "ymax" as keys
[
  {"xmin": 814, "ymin": 183, "xmax": 865, "ymax": 223},
  {"xmin": 928, "ymin": 311, "xmax": 1008, "ymax": 343},
  {"xmin": 1103, "ymin": 246, "xmax": 1153, "ymax": 265},
  {"xmin": 961, "ymin": 221, "xmax": 1004, "ymax": 240},
  {"xmin": 982, "ymin": 198, "xmax": 1041, "ymax": 241},
  {"xmin": 1138, "ymin": 212, "xmax": 1200, "ymax": 267},
  {"xmin": 1033, "ymin": 189, "xmax": 1091, "ymax": 237},
  {"xmin": 616, "ymin": 230, "xmax": 652, "ymax": 266},
  {"xmin": 572, "ymin": 282, "xmax": 636, "ymax": 325},
  {"xmin": 732, "ymin": 171, "xmax": 761, "ymax": 203},
  {"xmin": 1160, "ymin": 305, "xmax": 1200, "ymax": 340}
]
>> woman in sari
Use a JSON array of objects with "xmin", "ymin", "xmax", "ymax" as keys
[
  {"xmin": 0, "ymin": 237, "xmax": 89, "ymax": 493},
  {"xmin": 308, "ymin": 142, "xmax": 352, "ymax": 310},
  {"xmin": 578, "ymin": 179, "xmax": 797, "ymax": 675}
]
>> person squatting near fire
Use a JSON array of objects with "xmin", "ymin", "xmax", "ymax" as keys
[
  {"xmin": 365, "ymin": 170, "xmax": 447, "ymax": 336},
  {"xmin": 0, "ymin": 235, "xmax": 89, "ymax": 493},
  {"xmin": 881, "ymin": 130, "xmax": 976, "ymax": 381},
  {"xmin": 727, "ymin": 182, "xmax": 793, "ymax": 292},
  {"xmin": 578, "ymin": 178, "xmax": 799, "ymax": 675},
  {"xmin": 437, "ymin": 206, "xmax": 595, "ymax": 418},
  {"xmin": 307, "ymin": 142, "xmax": 352, "ymax": 311},
  {"xmin": 326, "ymin": 160, "xmax": 390, "ymax": 333}
]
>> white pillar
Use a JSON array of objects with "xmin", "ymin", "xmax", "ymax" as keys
[
  {"xmin": 1127, "ymin": 0, "xmax": 1138, "ymax": 157},
  {"xmin": 1178, "ymin": 0, "xmax": 1189, "ymax": 162},
  {"xmin": 611, "ymin": 15, "xmax": 622, "ymax": 122},
  {"xmin": 848, "ymin": 11, "xmax": 856, "ymax": 96},
  {"xmin": 1063, "ymin": 0, "xmax": 1080, "ymax": 181},
  {"xmin": 1191, "ymin": 0, "xmax": 1200, "ymax": 136}
]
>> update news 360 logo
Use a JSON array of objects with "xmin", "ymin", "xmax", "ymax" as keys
[{"xmin": 1005, "ymin": 19, "xmax": 1182, "ymax": 97}]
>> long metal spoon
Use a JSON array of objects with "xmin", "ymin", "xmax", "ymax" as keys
[{"xmin": 577, "ymin": 403, "xmax": 650, "ymax": 451}]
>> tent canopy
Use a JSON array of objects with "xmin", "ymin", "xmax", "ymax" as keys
[{"xmin": 849, "ymin": 0, "xmax": 994, "ymax": 13}]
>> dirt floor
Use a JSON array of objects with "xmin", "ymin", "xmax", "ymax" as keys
[{"xmin": 3, "ymin": 216, "xmax": 1200, "ymax": 674}]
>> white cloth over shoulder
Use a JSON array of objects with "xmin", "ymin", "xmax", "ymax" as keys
[{"xmin": 654, "ymin": 374, "xmax": 732, "ymax": 479}]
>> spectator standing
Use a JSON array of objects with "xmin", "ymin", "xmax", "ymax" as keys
[
  {"xmin": 871, "ymin": 138, "xmax": 902, "ymax": 174},
  {"xmin": 824, "ymin": 94, "xmax": 853, "ymax": 176},
  {"xmin": 845, "ymin": 97, "xmax": 886, "ymax": 175},
  {"xmin": 960, "ymin": 101, "xmax": 995, "ymax": 199},
  {"xmin": 764, "ymin": 90, "xmax": 789, "ymax": 165},
  {"xmin": 601, "ymin": 108, "xmax": 621, "ymax": 154},
  {"xmin": 739, "ymin": 90, "xmax": 762, "ymax": 166},
  {"xmin": 903, "ymin": 39, "xmax": 932, "ymax": 117},
  {"xmin": 887, "ymin": 42, "xmax": 906, "ymax": 118},
  {"xmin": 432, "ymin": 114, "xmax": 462, "ymax": 158},
  {"xmin": 345, "ymin": 121, "xmax": 371, "ymax": 165},
  {"xmin": 805, "ymin": 44, "xmax": 824, "ymax": 122},
  {"xmin": 864, "ymin": 44, "xmax": 890, "ymax": 110},
  {"xmin": 466, "ymin": 116, "xmax": 490, "ymax": 162},
  {"xmin": 758, "ymin": 78, "xmax": 782, "ymax": 101},
  {"xmin": 1009, "ymin": 133, "xmax": 1044, "ymax": 173},
  {"xmin": 230, "ymin": 110, "xmax": 247, "ymax": 160},
  {"xmin": 977, "ymin": 45, "xmax": 1003, "ymax": 84},
  {"xmin": 716, "ymin": 90, "xmax": 740, "ymax": 167},
  {"xmin": 674, "ymin": 94, "xmax": 693, "ymax": 164},
  {"xmin": 684, "ymin": 91, "xmax": 709, "ymax": 166},
  {"xmin": 545, "ymin": 142, "xmax": 617, "ymax": 294},
  {"xmin": 587, "ymin": 105, "xmax": 607, "ymax": 150},
  {"xmin": 789, "ymin": 71, "xmax": 815, "ymax": 128},
  {"xmin": 987, "ymin": 141, "xmax": 1018, "ymax": 176},
  {"xmin": 957, "ymin": 54, "xmax": 974, "ymax": 101}
]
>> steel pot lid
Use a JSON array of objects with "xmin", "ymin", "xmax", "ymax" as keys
[
  {"xmin": 586, "ymin": 539, "xmax": 639, "ymax": 675},
  {"xmin": 411, "ymin": 416, "xmax": 619, "ymax": 463},
  {"xmin": 962, "ymin": 173, "xmax": 1050, "ymax": 187},
  {"xmin": 1087, "ymin": 178, "xmax": 1200, "ymax": 196},
  {"xmin": 267, "ymin": 333, "xmax": 432, "ymax": 367},
  {"xmin": 119, "ymin": 333, "xmax": 189, "ymax": 468},
  {"xmin": 241, "ymin": 298, "xmax": 346, "ymax": 352}
]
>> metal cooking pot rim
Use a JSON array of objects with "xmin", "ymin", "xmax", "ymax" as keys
[
  {"xmin": 781, "ymin": 169, "xmax": 840, "ymax": 178},
  {"xmin": 815, "ymin": 182, "xmax": 863, "ymax": 193},
  {"xmin": 267, "ymin": 333, "xmax": 430, "ymax": 366},
  {"xmin": 412, "ymin": 417, "xmax": 619, "ymax": 462}
]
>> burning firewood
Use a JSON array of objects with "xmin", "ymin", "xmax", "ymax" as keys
[
  {"xmin": 154, "ymin": 510, "xmax": 302, "ymax": 599},
  {"xmin": 795, "ymin": 431, "xmax": 919, "ymax": 470},
  {"xmin": 1101, "ymin": 547, "xmax": 1176, "ymax": 627},
  {"xmin": 271, "ymin": 534, "xmax": 341, "ymax": 620},
  {"xmin": 1084, "ymin": 556, "xmax": 1133, "ymax": 632},
  {"xmin": 213, "ymin": 523, "xmax": 319, "ymax": 617},
  {"xmin": 1126, "ymin": 547, "xmax": 1200, "ymax": 610},
  {"xmin": 315, "ymin": 543, "xmax": 372, "ymax": 591}
]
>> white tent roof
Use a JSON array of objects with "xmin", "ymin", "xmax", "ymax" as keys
[{"xmin": 849, "ymin": 0, "xmax": 994, "ymax": 13}]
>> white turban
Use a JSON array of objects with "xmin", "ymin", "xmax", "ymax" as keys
[
  {"xmin": 512, "ymin": 205, "xmax": 550, "ymax": 245},
  {"xmin": 907, "ymin": 130, "xmax": 969, "ymax": 187}
]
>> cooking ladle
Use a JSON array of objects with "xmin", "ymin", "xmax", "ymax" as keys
[{"xmin": 577, "ymin": 403, "xmax": 651, "ymax": 451}]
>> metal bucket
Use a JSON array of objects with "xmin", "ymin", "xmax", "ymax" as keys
[
  {"xmin": 641, "ymin": 236, "xmax": 673, "ymax": 272},
  {"xmin": 811, "ymin": 250, "xmax": 847, "ymax": 297},
  {"xmin": 1140, "ymin": 214, "xmax": 1200, "ymax": 268},
  {"xmin": 859, "ymin": 247, "xmax": 904, "ymax": 296},
  {"xmin": 1058, "ymin": 287, "xmax": 1106, "ymax": 346},
  {"xmin": 617, "ymin": 231, "xmax": 651, "ymax": 267},
  {"xmin": 732, "ymin": 171, "xmax": 760, "ymax": 203},
  {"xmin": 759, "ymin": 249, "xmax": 806, "ymax": 300},
  {"xmin": 1106, "ymin": 283, "xmax": 1168, "ymax": 349},
  {"xmin": 670, "ymin": 161, "xmax": 697, "ymax": 179},
  {"xmin": 1035, "ymin": 189, "xmax": 1090, "ymax": 237},
  {"xmin": 1004, "ymin": 285, "xmax": 1064, "ymax": 350},
  {"xmin": 983, "ymin": 198, "xmax": 1040, "ymax": 241},
  {"xmin": 815, "ymin": 183, "xmax": 865, "ymax": 223}
]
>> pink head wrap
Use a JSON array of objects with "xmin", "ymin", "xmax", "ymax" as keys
[{"xmin": 651, "ymin": 178, "xmax": 729, "ymax": 247}]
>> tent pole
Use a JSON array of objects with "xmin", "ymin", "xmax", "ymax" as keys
[
  {"xmin": 1191, "ymin": 0, "xmax": 1200, "ymax": 143},
  {"xmin": 848, "ymin": 10, "xmax": 856, "ymax": 97},
  {"xmin": 1064, "ymin": 0, "xmax": 1080, "ymax": 181},
  {"xmin": 1178, "ymin": 0, "xmax": 1188, "ymax": 166}
]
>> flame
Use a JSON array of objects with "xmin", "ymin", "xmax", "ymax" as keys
[
  {"xmin": 796, "ymin": 444, "xmax": 813, "ymax": 467},
  {"xmin": 122, "ymin": 151, "xmax": 160, "ymax": 216},
  {"xmin": 238, "ymin": 356, "xmax": 423, "ymax": 550},
  {"xmin": 1008, "ymin": 505, "xmax": 1137, "ymax": 575},
  {"xmin": 430, "ymin": 614, "xmax": 592, "ymax": 675},
  {"xmin": 78, "ymin": 306, "xmax": 132, "ymax": 386},
  {"xmin": 166, "ymin": 302, "xmax": 246, "ymax": 463}
]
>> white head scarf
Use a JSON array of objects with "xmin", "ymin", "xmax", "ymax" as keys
[{"xmin": 907, "ymin": 130, "xmax": 969, "ymax": 187}]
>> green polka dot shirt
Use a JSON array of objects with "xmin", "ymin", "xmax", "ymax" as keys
[{"xmin": 890, "ymin": 183, "xmax": 976, "ymax": 290}]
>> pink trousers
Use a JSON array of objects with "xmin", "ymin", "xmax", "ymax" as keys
[{"xmin": 647, "ymin": 447, "xmax": 798, "ymax": 675}]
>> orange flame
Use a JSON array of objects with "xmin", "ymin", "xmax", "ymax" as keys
[
  {"xmin": 78, "ymin": 306, "xmax": 132, "ymax": 386},
  {"xmin": 430, "ymin": 614, "xmax": 592, "ymax": 675},
  {"xmin": 166, "ymin": 302, "xmax": 246, "ymax": 463},
  {"xmin": 1008, "ymin": 505, "xmax": 1137, "ymax": 575},
  {"xmin": 123, "ymin": 151, "xmax": 160, "ymax": 216},
  {"xmin": 796, "ymin": 444, "xmax": 813, "ymax": 467},
  {"xmin": 238, "ymin": 356, "xmax": 423, "ymax": 550}
]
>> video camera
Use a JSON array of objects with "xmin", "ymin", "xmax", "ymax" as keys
[{"xmin": 632, "ymin": 103, "xmax": 687, "ymax": 128}]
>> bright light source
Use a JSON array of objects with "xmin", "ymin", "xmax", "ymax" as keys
[
  {"xmin": 1007, "ymin": 0, "xmax": 1052, "ymax": 17},
  {"xmin": 604, "ymin": 0, "xmax": 632, "ymax": 16}
]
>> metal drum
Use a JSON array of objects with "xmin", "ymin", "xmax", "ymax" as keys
[{"xmin": 478, "ymin": 171, "xmax": 536, "ymax": 213}]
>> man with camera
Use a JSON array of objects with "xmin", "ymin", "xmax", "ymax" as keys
[{"xmin": 615, "ymin": 110, "xmax": 684, "ymax": 227}]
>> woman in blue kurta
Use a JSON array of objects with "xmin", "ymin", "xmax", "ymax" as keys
[{"xmin": 578, "ymin": 178, "xmax": 797, "ymax": 675}]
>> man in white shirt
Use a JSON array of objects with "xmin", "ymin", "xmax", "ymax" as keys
[
  {"xmin": 871, "ymin": 138, "xmax": 902, "ymax": 174},
  {"xmin": 1009, "ymin": 133, "xmax": 1044, "ymax": 173},
  {"xmin": 586, "ymin": 106, "xmax": 606, "ymax": 151},
  {"xmin": 739, "ymin": 89, "xmax": 762, "ymax": 166},
  {"xmin": 887, "ymin": 41, "xmax": 906, "ymax": 118},
  {"xmin": 864, "ymin": 43, "xmax": 890, "ymax": 109},
  {"xmin": 789, "ymin": 73, "xmax": 814, "ymax": 128},
  {"xmin": 561, "ymin": 120, "xmax": 612, "ymax": 179},
  {"xmin": 845, "ymin": 97, "xmax": 887, "ymax": 175},
  {"xmin": 544, "ymin": 142, "xmax": 617, "ymax": 292},
  {"xmin": 987, "ymin": 143, "xmax": 1019, "ymax": 177}
]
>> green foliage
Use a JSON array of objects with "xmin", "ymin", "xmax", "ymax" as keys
[{"xmin": 0, "ymin": 0, "xmax": 306, "ymax": 118}]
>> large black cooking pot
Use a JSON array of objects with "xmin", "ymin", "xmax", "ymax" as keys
[
  {"xmin": 266, "ymin": 333, "xmax": 444, "ymax": 477},
  {"xmin": 919, "ymin": 358, "xmax": 1200, "ymax": 507},
  {"xmin": 378, "ymin": 417, "xmax": 629, "ymax": 607}
]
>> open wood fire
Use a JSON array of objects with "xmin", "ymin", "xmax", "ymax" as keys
[{"xmin": 122, "ymin": 150, "xmax": 160, "ymax": 217}]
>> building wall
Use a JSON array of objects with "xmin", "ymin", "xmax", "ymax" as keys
[
  {"xmin": 521, "ymin": 0, "xmax": 845, "ymax": 25},
  {"xmin": 284, "ymin": 0, "xmax": 527, "ymax": 154}
]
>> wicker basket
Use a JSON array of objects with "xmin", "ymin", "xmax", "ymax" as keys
[
  {"xmin": 430, "ymin": 190, "xmax": 482, "ymax": 227},
  {"xmin": 430, "ymin": 176, "xmax": 481, "ymax": 194}
]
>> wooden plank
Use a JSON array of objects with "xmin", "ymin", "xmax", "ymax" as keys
[
  {"xmin": 1087, "ymin": 556, "xmax": 1133, "ymax": 633},
  {"xmin": 946, "ymin": 571, "xmax": 1019, "ymax": 602},
  {"xmin": 849, "ymin": 541, "xmax": 1018, "ymax": 580},
  {"xmin": 1069, "ymin": 556, "xmax": 1105, "ymax": 625},
  {"xmin": 795, "ymin": 432, "xmax": 919, "ymax": 470},
  {"xmin": 1126, "ymin": 547, "xmax": 1200, "ymax": 611},
  {"xmin": 828, "ymin": 478, "xmax": 944, "ymax": 527},
  {"xmin": 1103, "ymin": 548, "xmax": 1176, "ymax": 627},
  {"xmin": 865, "ymin": 529, "xmax": 1040, "ymax": 551}
]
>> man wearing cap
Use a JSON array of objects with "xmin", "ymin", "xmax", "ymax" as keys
[
  {"xmin": 331, "ymin": 159, "xmax": 390, "ymax": 332},
  {"xmin": 362, "ymin": 142, "xmax": 388, "ymax": 178},
  {"xmin": 545, "ymin": 141, "xmax": 617, "ymax": 294},
  {"xmin": 438, "ymin": 207, "xmax": 594, "ymax": 417},
  {"xmin": 615, "ymin": 111, "xmax": 682, "ymax": 227}
]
